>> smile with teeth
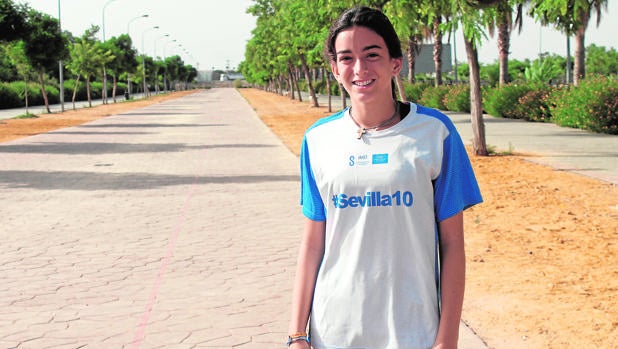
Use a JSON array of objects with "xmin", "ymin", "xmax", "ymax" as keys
[{"xmin": 354, "ymin": 79, "xmax": 375, "ymax": 87}]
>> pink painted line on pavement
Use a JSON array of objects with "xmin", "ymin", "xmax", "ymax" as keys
[{"xmin": 129, "ymin": 162, "xmax": 204, "ymax": 348}]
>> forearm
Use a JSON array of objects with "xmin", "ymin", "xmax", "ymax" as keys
[
  {"xmin": 289, "ymin": 219, "xmax": 325, "ymax": 334},
  {"xmin": 433, "ymin": 213, "xmax": 466, "ymax": 349}
]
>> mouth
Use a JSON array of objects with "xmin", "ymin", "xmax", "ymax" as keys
[{"xmin": 353, "ymin": 79, "xmax": 375, "ymax": 87}]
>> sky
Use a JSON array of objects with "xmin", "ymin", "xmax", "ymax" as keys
[{"xmin": 22, "ymin": 0, "xmax": 617, "ymax": 72}]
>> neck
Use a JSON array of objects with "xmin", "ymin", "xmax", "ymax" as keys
[{"xmin": 350, "ymin": 97, "xmax": 397, "ymax": 128}]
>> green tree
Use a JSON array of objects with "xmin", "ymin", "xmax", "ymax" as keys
[
  {"xmin": 451, "ymin": 0, "xmax": 499, "ymax": 156},
  {"xmin": 163, "ymin": 55, "xmax": 181, "ymax": 91},
  {"xmin": 486, "ymin": 0, "xmax": 526, "ymax": 86},
  {"xmin": 66, "ymin": 26, "xmax": 113, "ymax": 108},
  {"xmin": 23, "ymin": 8, "xmax": 68, "ymax": 113},
  {"xmin": 104, "ymin": 34, "xmax": 137, "ymax": 101},
  {"xmin": 0, "ymin": 0, "xmax": 27, "ymax": 42},
  {"xmin": 384, "ymin": 0, "xmax": 425, "ymax": 84},
  {"xmin": 412, "ymin": 0, "xmax": 452, "ymax": 87},
  {"xmin": 524, "ymin": 58, "xmax": 562, "ymax": 83},
  {"xmin": 530, "ymin": 0, "xmax": 608, "ymax": 86},
  {"xmin": 586, "ymin": 44, "xmax": 618, "ymax": 76},
  {"xmin": 5, "ymin": 40, "xmax": 34, "ymax": 112}
]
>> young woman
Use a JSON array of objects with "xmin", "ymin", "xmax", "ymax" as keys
[{"xmin": 287, "ymin": 7, "xmax": 482, "ymax": 349}]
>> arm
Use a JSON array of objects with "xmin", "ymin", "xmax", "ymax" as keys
[
  {"xmin": 288, "ymin": 218, "xmax": 326, "ymax": 348},
  {"xmin": 433, "ymin": 212, "xmax": 466, "ymax": 349}
]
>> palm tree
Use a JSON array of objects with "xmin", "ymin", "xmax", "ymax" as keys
[
  {"xmin": 487, "ymin": 0, "xmax": 525, "ymax": 86},
  {"xmin": 530, "ymin": 0, "xmax": 608, "ymax": 86},
  {"xmin": 67, "ymin": 35, "xmax": 114, "ymax": 108}
]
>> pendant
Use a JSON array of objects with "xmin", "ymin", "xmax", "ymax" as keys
[{"xmin": 356, "ymin": 128, "xmax": 366, "ymax": 140}]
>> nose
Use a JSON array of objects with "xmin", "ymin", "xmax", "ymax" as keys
[{"xmin": 354, "ymin": 58, "xmax": 368, "ymax": 75}]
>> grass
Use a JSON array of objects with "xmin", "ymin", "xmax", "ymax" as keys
[
  {"xmin": 13, "ymin": 113, "xmax": 39, "ymax": 119},
  {"xmin": 487, "ymin": 142, "xmax": 515, "ymax": 156}
]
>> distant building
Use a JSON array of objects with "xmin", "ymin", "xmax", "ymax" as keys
[
  {"xmin": 197, "ymin": 70, "xmax": 214, "ymax": 82},
  {"xmin": 400, "ymin": 43, "xmax": 453, "ymax": 77},
  {"xmin": 198, "ymin": 70, "xmax": 244, "ymax": 83}
]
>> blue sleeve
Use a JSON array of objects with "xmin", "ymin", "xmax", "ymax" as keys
[
  {"xmin": 300, "ymin": 136, "xmax": 326, "ymax": 221},
  {"xmin": 433, "ymin": 125, "xmax": 483, "ymax": 222}
]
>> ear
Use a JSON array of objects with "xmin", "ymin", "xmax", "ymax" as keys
[
  {"xmin": 391, "ymin": 57, "xmax": 403, "ymax": 76},
  {"xmin": 330, "ymin": 61, "xmax": 340, "ymax": 82}
]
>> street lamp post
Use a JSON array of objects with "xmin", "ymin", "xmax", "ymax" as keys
[
  {"xmin": 127, "ymin": 14, "xmax": 148, "ymax": 38},
  {"xmin": 102, "ymin": 0, "xmax": 118, "ymax": 104},
  {"xmin": 154, "ymin": 34, "xmax": 169, "ymax": 94},
  {"xmin": 163, "ymin": 39, "xmax": 177, "ymax": 92},
  {"xmin": 142, "ymin": 26, "xmax": 159, "ymax": 98},
  {"xmin": 57, "ymin": 0, "xmax": 64, "ymax": 112},
  {"xmin": 126, "ymin": 14, "xmax": 148, "ymax": 98}
]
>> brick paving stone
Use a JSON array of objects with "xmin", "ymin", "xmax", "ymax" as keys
[{"xmin": 0, "ymin": 89, "xmax": 486, "ymax": 349}]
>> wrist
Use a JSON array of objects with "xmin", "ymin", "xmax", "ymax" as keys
[{"xmin": 286, "ymin": 332, "xmax": 310, "ymax": 347}]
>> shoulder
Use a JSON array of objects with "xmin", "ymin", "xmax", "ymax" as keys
[
  {"xmin": 413, "ymin": 104, "xmax": 457, "ymax": 132},
  {"xmin": 305, "ymin": 108, "xmax": 347, "ymax": 135}
]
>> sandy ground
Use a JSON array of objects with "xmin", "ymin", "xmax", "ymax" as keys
[
  {"xmin": 237, "ymin": 89, "xmax": 618, "ymax": 349},
  {"xmin": 2, "ymin": 88, "xmax": 617, "ymax": 348}
]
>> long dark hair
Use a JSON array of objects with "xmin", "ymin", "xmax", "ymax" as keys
[
  {"xmin": 325, "ymin": 6, "xmax": 403, "ymax": 63},
  {"xmin": 325, "ymin": 7, "xmax": 402, "ymax": 99}
]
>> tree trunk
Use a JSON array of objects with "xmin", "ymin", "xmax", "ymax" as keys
[
  {"xmin": 288, "ymin": 64, "xmax": 295, "ymax": 99},
  {"xmin": 324, "ymin": 66, "xmax": 332, "ymax": 113},
  {"xmin": 497, "ymin": 21, "xmax": 511, "ymax": 86},
  {"xmin": 299, "ymin": 53, "xmax": 319, "ymax": 107},
  {"xmin": 23, "ymin": 77, "xmax": 29, "ymax": 114},
  {"xmin": 395, "ymin": 76, "xmax": 406, "ymax": 102},
  {"xmin": 294, "ymin": 67, "xmax": 303, "ymax": 102},
  {"xmin": 72, "ymin": 74, "xmax": 81, "ymax": 110},
  {"xmin": 278, "ymin": 76, "xmax": 285, "ymax": 95},
  {"xmin": 340, "ymin": 83, "xmax": 347, "ymax": 109},
  {"xmin": 37, "ymin": 68, "xmax": 51, "ymax": 114},
  {"xmin": 407, "ymin": 35, "xmax": 421, "ymax": 83},
  {"xmin": 464, "ymin": 37, "xmax": 488, "ymax": 156},
  {"xmin": 573, "ymin": 8, "xmax": 589, "ymax": 86},
  {"xmin": 112, "ymin": 74, "xmax": 118, "ymax": 103},
  {"xmin": 433, "ymin": 17, "xmax": 443, "ymax": 87},
  {"xmin": 86, "ymin": 75, "xmax": 92, "ymax": 108},
  {"xmin": 573, "ymin": 27, "xmax": 586, "ymax": 86}
]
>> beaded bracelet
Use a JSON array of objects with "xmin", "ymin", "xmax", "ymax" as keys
[{"xmin": 286, "ymin": 332, "xmax": 310, "ymax": 346}]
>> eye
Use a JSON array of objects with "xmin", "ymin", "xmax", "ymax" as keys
[
  {"xmin": 338, "ymin": 55, "xmax": 352, "ymax": 63},
  {"xmin": 366, "ymin": 52, "xmax": 380, "ymax": 60}
]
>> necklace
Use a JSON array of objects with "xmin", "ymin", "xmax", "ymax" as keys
[{"xmin": 350, "ymin": 102, "xmax": 400, "ymax": 140}]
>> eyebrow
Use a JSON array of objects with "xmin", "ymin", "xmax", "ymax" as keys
[{"xmin": 336, "ymin": 44, "xmax": 383, "ymax": 55}]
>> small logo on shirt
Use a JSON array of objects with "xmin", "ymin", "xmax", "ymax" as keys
[
  {"xmin": 349, "ymin": 153, "xmax": 389, "ymax": 167},
  {"xmin": 372, "ymin": 153, "xmax": 388, "ymax": 164}
]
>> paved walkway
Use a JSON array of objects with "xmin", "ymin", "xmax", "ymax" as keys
[
  {"xmin": 0, "ymin": 93, "xmax": 147, "ymax": 120},
  {"xmin": 1, "ymin": 87, "xmax": 615, "ymax": 348},
  {"xmin": 446, "ymin": 112, "xmax": 618, "ymax": 185}
]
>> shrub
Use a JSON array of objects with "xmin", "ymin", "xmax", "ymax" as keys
[
  {"xmin": 0, "ymin": 81, "xmax": 50, "ymax": 108},
  {"xmin": 419, "ymin": 84, "xmax": 450, "ymax": 110},
  {"xmin": 0, "ymin": 82, "xmax": 22, "ymax": 108},
  {"xmin": 524, "ymin": 59, "xmax": 562, "ymax": 84},
  {"xmin": 313, "ymin": 80, "xmax": 327, "ymax": 94},
  {"xmin": 550, "ymin": 76, "xmax": 618, "ymax": 134},
  {"xmin": 45, "ymin": 85, "xmax": 59, "ymax": 104},
  {"xmin": 512, "ymin": 85, "xmax": 554, "ymax": 122},
  {"xmin": 443, "ymin": 84, "xmax": 470, "ymax": 112},
  {"xmin": 403, "ymin": 82, "xmax": 431, "ymax": 102},
  {"xmin": 90, "ymin": 81, "xmax": 103, "ymax": 99},
  {"xmin": 297, "ymin": 80, "xmax": 307, "ymax": 94},
  {"xmin": 330, "ymin": 82, "xmax": 340, "ymax": 96},
  {"xmin": 483, "ymin": 83, "xmax": 533, "ymax": 118}
]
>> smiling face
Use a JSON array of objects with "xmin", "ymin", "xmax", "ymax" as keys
[{"xmin": 331, "ymin": 26, "xmax": 402, "ymax": 105}]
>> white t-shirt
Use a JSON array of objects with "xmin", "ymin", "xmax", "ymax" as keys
[{"xmin": 300, "ymin": 103, "xmax": 482, "ymax": 349}]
